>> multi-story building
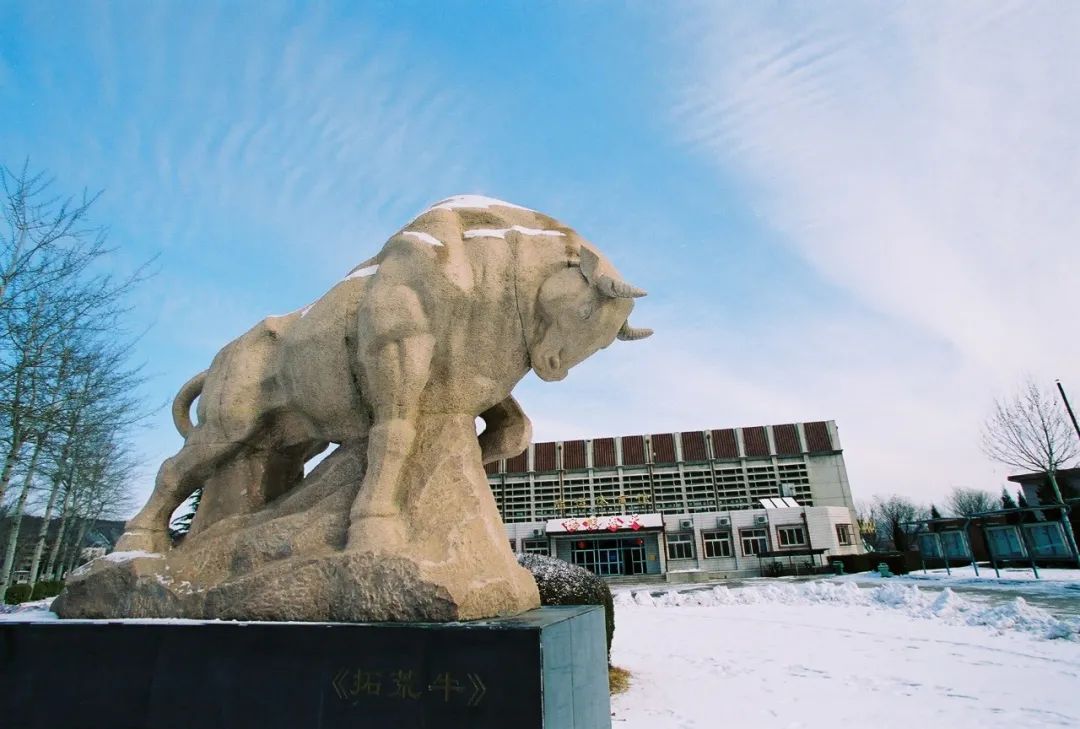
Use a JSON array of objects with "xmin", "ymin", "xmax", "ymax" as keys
[{"xmin": 485, "ymin": 420, "xmax": 864, "ymax": 579}]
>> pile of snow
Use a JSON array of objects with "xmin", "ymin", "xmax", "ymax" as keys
[
  {"xmin": 0, "ymin": 598, "xmax": 57, "ymax": 620},
  {"xmin": 102, "ymin": 550, "xmax": 163, "ymax": 563},
  {"xmin": 615, "ymin": 581, "xmax": 1079, "ymax": 640}
]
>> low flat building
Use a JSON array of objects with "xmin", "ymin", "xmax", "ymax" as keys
[{"xmin": 486, "ymin": 420, "xmax": 864, "ymax": 579}]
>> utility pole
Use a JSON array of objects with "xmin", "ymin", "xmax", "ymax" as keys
[
  {"xmin": 1058, "ymin": 380, "xmax": 1080, "ymax": 445},
  {"xmin": 1053, "ymin": 380, "xmax": 1080, "ymax": 568}
]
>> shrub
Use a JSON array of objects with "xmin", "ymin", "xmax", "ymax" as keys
[
  {"xmin": 832, "ymin": 552, "xmax": 914, "ymax": 576},
  {"xmin": 517, "ymin": 553, "xmax": 615, "ymax": 662},
  {"xmin": 30, "ymin": 581, "xmax": 64, "ymax": 600},
  {"xmin": 4, "ymin": 583, "xmax": 33, "ymax": 605}
]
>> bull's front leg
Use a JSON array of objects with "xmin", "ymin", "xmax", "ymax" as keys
[{"xmin": 347, "ymin": 328, "xmax": 434, "ymax": 554}]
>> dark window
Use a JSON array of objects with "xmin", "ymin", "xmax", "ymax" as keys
[
  {"xmin": 666, "ymin": 532, "xmax": 695, "ymax": 560},
  {"xmin": 740, "ymin": 528, "xmax": 769, "ymax": 556},
  {"xmin": 835, "ymin": 524, "xmax": 854, "ymax": 546},
  {"xmin": 523, "ymin": 538, "xmax": 549, "ymax": 556},
  {"xmin": 776, "ymin": 526, "xmax": 806, "ymax": 547},
  {"xmin": 702, "ymin": 530, "xmax": 732, "ymax": 558}
]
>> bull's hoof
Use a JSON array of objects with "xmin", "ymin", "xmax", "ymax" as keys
[
  {"xmin": 113, "ymin": 528, "xmax": 170, "ymax": 555},
  {"xmin": 346, "ymin": 514, "xmax": 407, "ymax": 554}
]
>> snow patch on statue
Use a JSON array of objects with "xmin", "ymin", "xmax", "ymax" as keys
[
  {"xmin": 463, "ymin": 226, "xmax": 565, "ymax": 240},
  {"xmin": 429, "ymin": 194, "xmax": 534, "ymax": 212}
]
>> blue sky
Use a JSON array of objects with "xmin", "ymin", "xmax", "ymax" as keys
[{"xmin": 3, "ymin": 1, "xmax": 1078, "ymax": 512}]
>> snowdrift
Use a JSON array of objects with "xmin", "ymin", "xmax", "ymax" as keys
[{"xmin": 614, "ymin": 581, "xmax": 1079, "ymax": 641}]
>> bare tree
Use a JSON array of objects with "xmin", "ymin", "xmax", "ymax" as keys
[
  {"xmin": 873, "ymin": 495, "xmax": 926, "ymax": 551},
  {"xmin": 0, "ymin": 161, "xmax": 108, "ymax": 314},
  {"xmin": 945, "ymin": 487, "xmax": 996, "ymax": 517},
  {"xmin": 982, "ymin": 377, "xmax": 1080, "ymax": 564},
  {"xmin": 0, "ymin": 162, "xmax": 153, "ymax": 596},
  {"xmin": 854, "ymin": 499, "xmax": 884, "ymax": 550}
]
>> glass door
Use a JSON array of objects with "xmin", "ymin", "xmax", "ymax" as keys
[{"xmin": 622, "ymin": 540, "xmax": 646, "ymax": 575}]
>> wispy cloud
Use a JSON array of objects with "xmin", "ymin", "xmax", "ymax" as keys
[
  {"xmin": 4, "ymin": 2, "xmax": 502, "ymax": 484},
  {"xmin": 16, "ymin": 2, "xmax": 490, "ymax": 282},
  {"xmin": 668, "ymin": 3, "xmax": 1080, "ymax": 366},
  {"xmin": 622, "ymin": 2, "xmax": 1080, "ymax": 502}
]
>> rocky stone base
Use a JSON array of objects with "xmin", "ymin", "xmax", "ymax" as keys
[{"xmin": 53, "ymin": 416, "xmax": 540, "ymax": 622}]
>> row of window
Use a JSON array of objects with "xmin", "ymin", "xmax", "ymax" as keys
[
  {"xmin": 667, "ymin": 523, "xmax": 855, "ymax": 561},
  {"xmin": 490, "ymin": 462, "xmax": 814, "ymax": 523},
  {"xmin": 934, "ymin": 523, "xmax": 1072, "ymax": 561},
  {"xmin": 512, "ymin": 522, "xmax": 856, "ymax": 562},
  {"xmin": 667, "ymin": 526, "xmax": 794, "ymax": 561}
]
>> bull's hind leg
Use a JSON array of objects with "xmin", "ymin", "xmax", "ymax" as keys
[
  {"xmin": 347, "ymin": 331, "xmax": 434, "ymax": 553},
  {"xmin": 117, "ymin": 430, "xmax": 244, "ymax": 553}
]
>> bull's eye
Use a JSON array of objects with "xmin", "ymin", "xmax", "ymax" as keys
[{"xmin": 577, "ymin": 301, "xmax": 594, "ymax": 320}]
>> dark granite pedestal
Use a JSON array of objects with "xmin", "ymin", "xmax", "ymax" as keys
[{"xmin": 0, "ymin": 605, "xmax": 610, "ymax": 729}]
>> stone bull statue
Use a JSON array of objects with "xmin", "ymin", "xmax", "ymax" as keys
[
  {"xmin": 117, "ymin": 195, "xmax": 651, "ymax": 558},
  {"xmin": 54, "ymin": 195, "xmax": 651, "ymax": 622}
]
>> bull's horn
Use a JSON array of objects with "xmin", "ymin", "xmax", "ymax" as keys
[
  {"xmin": 617, "ymin": 321, "xmax": 654, "ymax": 341},
  {"xmin": 579, "ymin": 246, "xmax": 648, "ymax": 299}
]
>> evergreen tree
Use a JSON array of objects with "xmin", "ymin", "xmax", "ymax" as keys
[
  {"xmin": 1017, "ymin": 490, "xmax": 1029, "ymax": 509},
  {"xmin": 1000, "ymin": 488, "xmax": 1018, "ymax": 510},
  {"xmin": 928, "ymin": 504, "xmax": 943, "ymax": 533}
]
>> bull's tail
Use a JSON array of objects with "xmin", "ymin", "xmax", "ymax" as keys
[{"xmin": 172, "ymin": 371, "xmax": 207, "ymax": 438}]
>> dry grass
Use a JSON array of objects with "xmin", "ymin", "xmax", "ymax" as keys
[{"xmin": 609, "ymin": 665, "xmax": 632, "ymax": 695}]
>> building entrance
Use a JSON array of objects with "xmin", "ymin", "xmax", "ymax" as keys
[{"xmin": 570, "ymin": 536, "xmax": 648, "ymax": 576}]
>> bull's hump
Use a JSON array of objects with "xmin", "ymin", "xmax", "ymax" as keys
[
  {"xmin": 429, "ymin": 194, "xmax": 533, "ymax": 213},
  {"xmin": 403, "ymin": 195, "xmax": 570, "ymax": 247}
]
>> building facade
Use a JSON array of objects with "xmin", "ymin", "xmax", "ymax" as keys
[{"xmin": 486, "ymin": 420, "xmax": 864, "ymax": 579}]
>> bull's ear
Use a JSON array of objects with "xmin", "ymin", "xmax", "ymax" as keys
[{"xmin": 578, "ymin": 246, "xmax": 601, "ymax": 281}]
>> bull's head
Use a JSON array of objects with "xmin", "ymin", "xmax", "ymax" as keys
[{"xmin": 531, "ymin": 245, "xmax": 653, "ymax": 382}]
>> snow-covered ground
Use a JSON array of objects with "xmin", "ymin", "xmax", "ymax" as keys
[{"xmin": 611, "ymin": 580, "xmax": 1080, "ymax": 728}]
